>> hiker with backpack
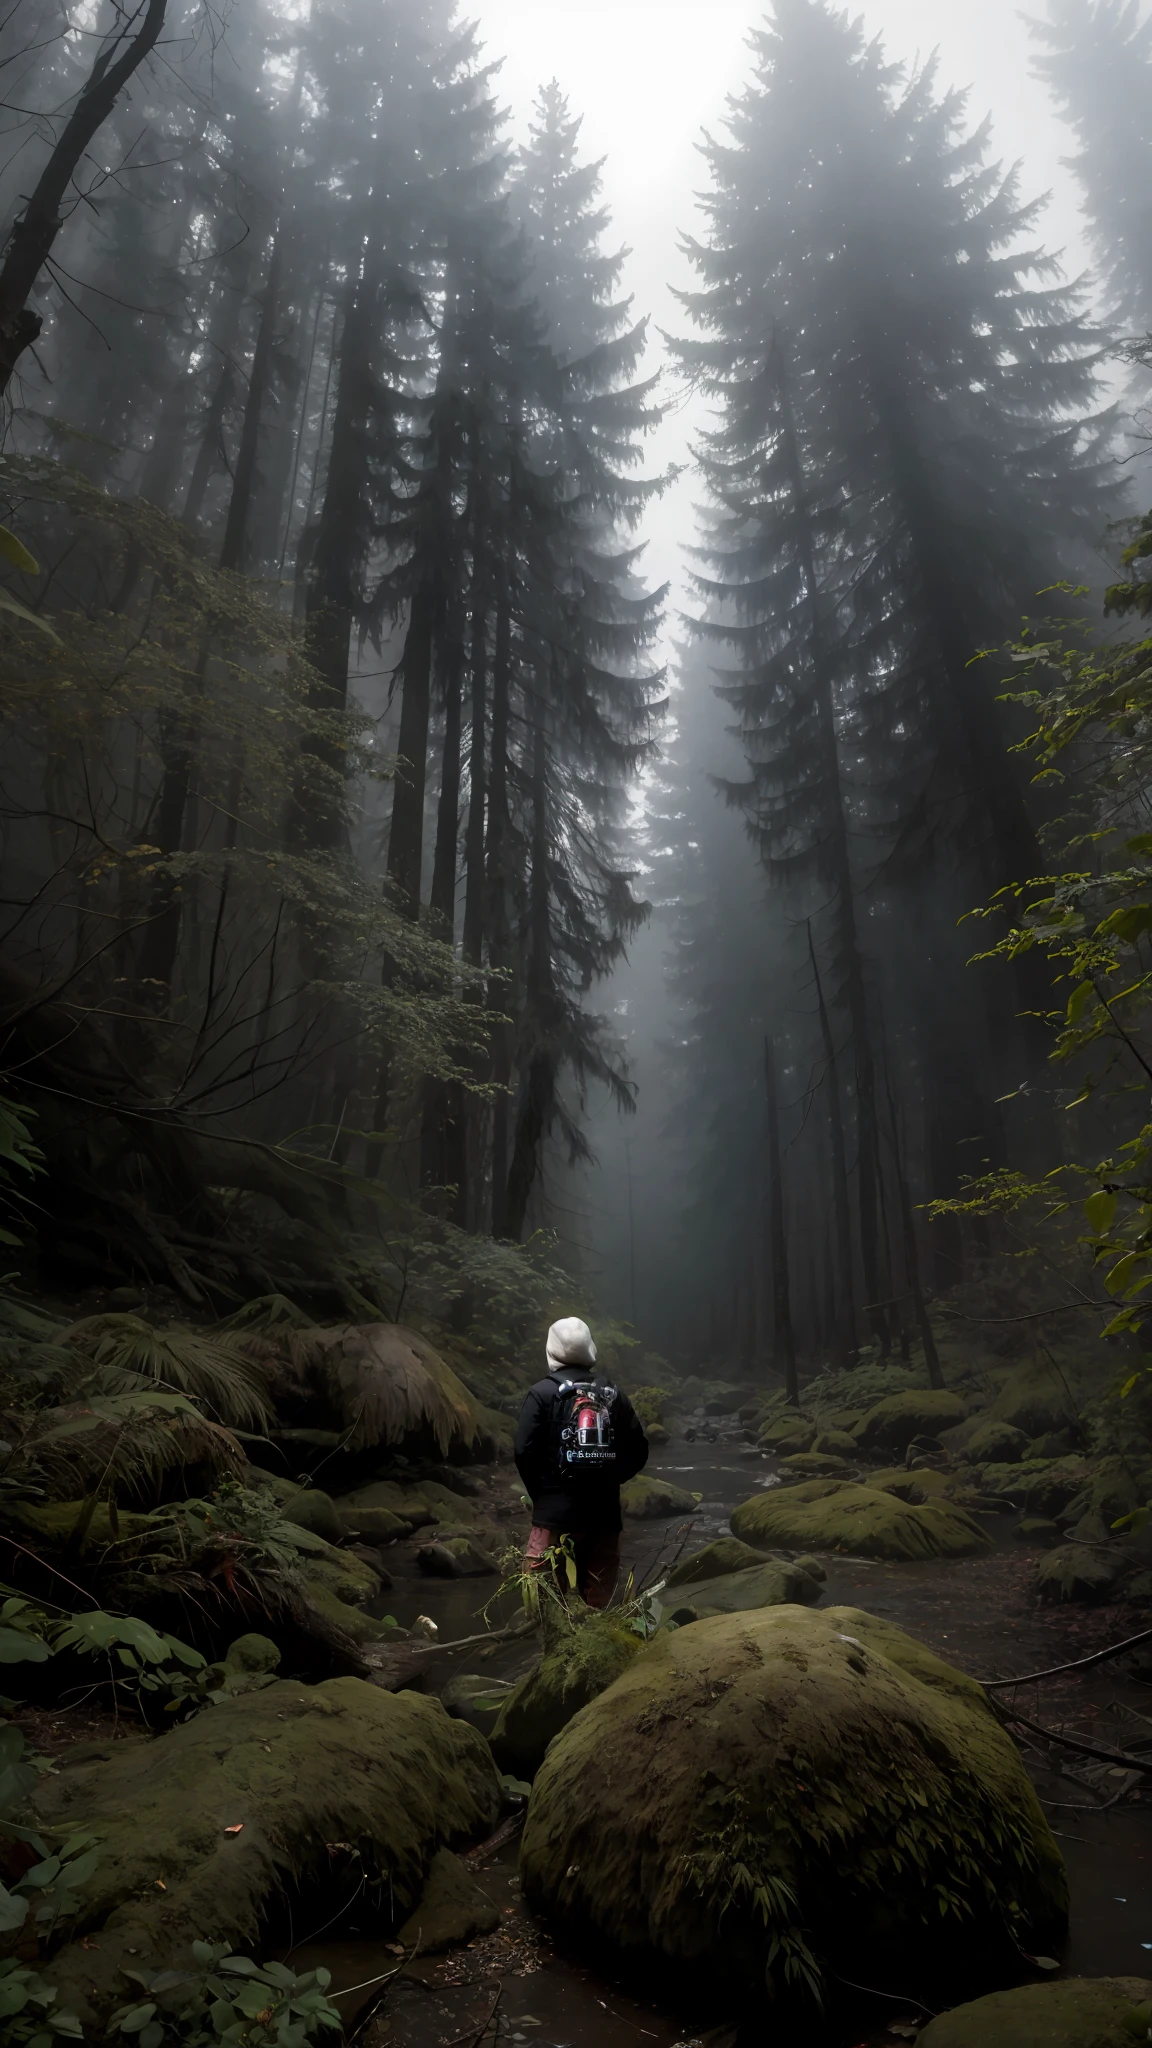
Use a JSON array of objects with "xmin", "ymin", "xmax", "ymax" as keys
[{"xmin": 514, "ymin": 1317, "xmax": 649, "ymax": 1609}]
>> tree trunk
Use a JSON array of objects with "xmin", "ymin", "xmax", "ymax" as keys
[
  {"xmin": 807, "ymin": 918, "xmax": 856, "ymax": 1365},
  {"xmin": 883, "ymin": 1045, "xmax": 944, "ymax": 1389},
  {"xmin": 0, "ymin": 0, "xmax": 168, "ymax": 392},
  {"xmin": 486, "ymin": 591, "xmax": 515, "ymax": 1234},
  {"xmin": 764, "ymin": 1036, "xmax": 798, "ymax": 1405},
  {"xmin": 219, "ymin": 226, "xmax": 285, "ymax": 574},
  {"xmin": 503, "ymin": 721, "xmax": 555, "ymax": 1241},
  {"xmin": 772, "ymin": 329, "xmax": 888, "ymax": 1350}
]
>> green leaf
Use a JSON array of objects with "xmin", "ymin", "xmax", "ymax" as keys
[
  {"xmin": 1103, "ymin": 904, "xmax": 1152, "ymax": 944},
  {"xmin": 0, "ymin": 1628, "xmax": 50, "ymax": 1663},
  {"xmin": 117, "ymin": 2002, "xmax": 158, "ymax": 2033},
  {"xmin": 0, "ymin": 1883, "xmax": 29, "ymax": 1932},
  {"xmin": 0, "ymin": 589, "xmax": 60, "ymax": 642},
  {"xmin": 0, "ymin": 525, "xmax": 39, "ymax": 576},
  {"xmin": 1084, "ymin": 1189, "xmax": 1117, "ymax": 1236}
]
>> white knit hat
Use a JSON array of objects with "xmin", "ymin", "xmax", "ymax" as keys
[{"xmin": 545, "ymin": 1316, "xmax": 597, "ymax": 1372}]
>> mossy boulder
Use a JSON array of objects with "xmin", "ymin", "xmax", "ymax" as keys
[
  {"xmin": 336, "ymin": 1502, "xmax": 410, "ymax": 1545},
  {"xmin": 777, "ymin": 1451, "xmax": 854, "ymax": 1479},
  {"xmin": 621, "ymin": 1475, "xmax": 699, "ymax": 1519},
  {"xmin": 489, "ymin": 1608, "xmax": 643, "ymax": 1778},
  {"xmin": 1062, "ymin": 1457, "xmax": 1144, "ymax": 1533},
  {"xmin": 520, "ymin": 1606, "xmax": 1066, "ymax": 2010},
  {"xmin": 1027, "ymin": 1429, "xmax": 1080, "ymax": 1462},
  {"xmin": 917, "ymin": 1977, "xmax": 1152, "ymax": 2048},
  {"xmin": 664, "ymin": 1560, "xmax": 822, "ymax": 1623},
  {"xmin": 1017, "ymin": 1518, "xmax": 1062, "ymax": 1546},
  {"xmin": 758, "ymin": 1415, "xmax": 816, "ymax": 1453},
  {"xmin": 297, "ymin": 1547, "xmax": 396, "ymax": 1643},
  {"xmin": 337, "ymin": 1480, "xmax": 435, "ymax": 1530},
  {"xmin": 31, "ymin": 1678, "xmax": 500, "ymax": 2025},
  {"xmin": 853, "ymin": 1390, "xmax": 966, "ymax": 1452},
  {"xmin": 811, "ymin": 1429, "xmax": 857, "ymax": 1458},
  {"xmin": 394, "ymin": 1846, "xmax": 500, "ymax": 1953},
  {"xmin": 279, "ymin": 1487, "xmax": 346, "ymax": 1545},
  {"xmin": 730, "ymin": 1479, "xmax": 991, "ymax": 1561},
  {"xmin": 989, "ymin": 1360, "xmax": 1079, "ymax": 1440},
  {"xmin": 417, "ymin": 1535, "xmax": 497, "ymax": 1578},
  {"xmin": 667, "ymin": 1538, "xmax": 767, "ymax": 1587},
  {"xmin": 869, "ymin": 1468, "xmax": 992, "ymax": 1513},
  {"xmin": 964, "ymin": 1420, "xmax": 1031, "ymax": 1466}
]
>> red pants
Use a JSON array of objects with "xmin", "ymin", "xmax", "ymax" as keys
[{"xmin": 524, "ymin": 1524, "xmax": 621, "ymax": 1609}]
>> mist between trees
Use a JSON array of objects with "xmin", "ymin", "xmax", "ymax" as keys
[{"xmin": 3, "ymin": 0, "xmax": 1152, "ymax": 1369}]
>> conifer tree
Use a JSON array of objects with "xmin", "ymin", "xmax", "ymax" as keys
[{"xmin": 1031, "ymin": 1, "xmax": 1152, "ymax": 333}]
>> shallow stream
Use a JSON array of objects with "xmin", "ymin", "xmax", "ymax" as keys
[{"xmin": 311, "ymin": 1423, "xmax": 1152, "ymax": 2048}]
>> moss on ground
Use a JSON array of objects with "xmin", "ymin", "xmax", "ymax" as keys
[
  {"xmin": 520, "ymin": 1605, "xmax": 1067, "ymax": 2011},
  {"xmin": 31, "ymin": 1678, "xmax": 500, "ymax": 2025},
  {"xmin": 730, "ymin": 1479, "xmax": 991, "ymax": 1561},
  {"xmin": 917, "ymin": 1977, "xmax": 1152, "ymax": 2047},
  {"xmin": 777, "ymin": 1451, "xmax": 854, "ymax": 1478},
  {"xmin": 758, "ymin": 1416, "xmax": 817, "ymax": 1453}
]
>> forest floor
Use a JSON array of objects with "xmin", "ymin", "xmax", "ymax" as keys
[{"xmin": 264, "ymin": 1421, "xmax": 1152, "ymax": 2048}]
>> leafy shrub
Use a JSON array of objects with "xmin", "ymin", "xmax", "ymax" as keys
[
  {"xmin": 0, "ymin": 1726, "xmax": 99, "ymax": 1939},
  {"xmin": 0, "ymin": 1958, "xmax": 83, "ymax": 2045},
  {"xmin": 110, "ymin": 1944, "xmax": 342, "ymax": 2048}
]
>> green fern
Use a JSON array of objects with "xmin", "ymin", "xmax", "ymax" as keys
[{"xmin": 64, "ymin": 1315, "xmax": 273, "ymax": 1430}]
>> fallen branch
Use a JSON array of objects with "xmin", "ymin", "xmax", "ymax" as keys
[
  {"xmin": 463, "ymin": 1812, "xmax": 524, "ymax": 1865},
  {"xmin": 400, "ymin": 1619, "xmax": 536, "ymax": 1658},
  {"xmin": 979, "ymin": 1624, "xmax": 1152, "ymax": 1691},
  {"xmin": 994, "ymin": 1700, "xmax": 1152, "ymax": 1776}
]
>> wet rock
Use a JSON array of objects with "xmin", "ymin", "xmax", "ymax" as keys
[
  {"xmin": 621, "ymin": 1475, "xmax": 700, "ymax": 1519},
  {"xmin": 347, "ymin": 1542, "xmax": 394, "ymax": 1585},
  {"xmin": 792, "ymin": 1553, "xmax": 826, "ymax": 1581},
  {"xmin": 777, "ymin": 1451, "xmax": 854, "ymax": 1479},
  {"xmin": 281, "ymin": 1487, "xmax": 347, "ymax": 1545},
  {"xmin": 1026, "ymin": 1429, "xmax": 1081, "ymax": 1461},
  {"xmin": 757, "ymin": 1414, "xmax": 816, "ymax": 1453},
  {"xmin": 917, "ymin": 1976, "xmax": 1152, "ymax": 2047},
  {"xmin": 811, "ymin": 1428, "xmax": 857, "ymax": 1457},
  {"xmin": 1017, "ymin": 1517, "xmax": 1062, "ymax": 1546},
  {"xmin": 964, "ymin": 1420, "xmax": 1030, "ymax": 1465},
  {"xmin": 338, "ymin": 1479, "xmax": 436, "ymax": 1531},
  {"xmin": 989, "ymin": 1359, "xmax": 1079, "ymax": 1440},
  {"xmin": 490, "ymin": 1606, "xmax": 642, "ymax": 1778},
  {"xmin": 394, "ymin": 1846, "xmax": 500, "ymax": 1953},
  {"xmin": 440, "ymin": 1671, "xmax": 515, "ymax": 1737},
  {"xmin": 667, "ymin": 1537, "xmax": 767, "ymax": 1587},
  {"xmin": 520, "ymin": 1606, "xmax": 1066, "ymax": 2012},
  {"xmin": 664, "ymin": 1559, "xmax": 822, "ymax": 1623},
  {"xmin": 870, "ymin": 1467, "xmax": 993, "ymax": 1514},
  {"xmin": 853, "ymin": 1390, "xmax": 966, "ymax": 1452},
  {"xmin": 731, "ymin": 1478, "xmax": 991, "ymax": 1561},
  {"xmin": 296, "ymin": 1543, "xmax": 399, "ymax": 1644},
  {"xmin": 1036, "ymin": 1542, "xmax": 1130, "ymax": 1604},
  {"xmin": 33, "ymin": 1679, "xmax": 501, "ymax": 2026},
  {"xmin": 337, "ymin": 1503, "xmax": 412, "ymax": 1544}
]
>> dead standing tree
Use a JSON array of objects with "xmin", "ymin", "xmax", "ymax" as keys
[{"xmin": 0, "ymin": 0, "xmax": 169, "ymax": 395}]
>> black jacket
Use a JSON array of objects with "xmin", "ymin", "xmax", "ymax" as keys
[{"xmin": 514, "ymin": 1374, "xmax": 649, "ymax": 1533}]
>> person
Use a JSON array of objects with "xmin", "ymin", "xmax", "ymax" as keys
[{"xmin": 513, "ymin": 1316, "xmax": 649, "ymax": 1609}]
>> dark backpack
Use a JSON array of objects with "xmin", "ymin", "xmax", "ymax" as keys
[{"xmin": 553, "ymin": 1377, "xmax": 618, "ymax": 1482}]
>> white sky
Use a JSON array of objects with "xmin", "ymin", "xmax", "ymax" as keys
[{"xmin": 468, "ymin": 0, "xmax": 1095, "ymax": 618}]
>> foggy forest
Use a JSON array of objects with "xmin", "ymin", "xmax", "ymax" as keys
[{"xmin": 3, "ymin": 2, "xmax": 1152, "ymax": 2045}]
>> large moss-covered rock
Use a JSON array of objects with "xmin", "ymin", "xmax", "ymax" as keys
[
  {"xmin": 394, "ymin": 1847, "xmax": 500, "ymax": 1953},
  {"xmin": 295, "ymin": 1546, "xmax": 396, "ymax": 1644},
  {"xmin": 731, "ymin": 1479, "xmax": 991, "ymax": 1561},
  {"xmin": 489, "ymin": 1607, "xmax": 642, "ymax": 1778},
  {"xmin": 520, "ymin": 1606, "xmax": 1066, "ymax": 2010},
  {"xmin": 664, "ymin": 1560, "xmax": 822, "ymax": 1623},
  {"xmin": 32, "ymin": 1679, "xmax": 500, "ymax": 2025},
  {"xmin": 336, "ymin": 1479, "xmax": 435, "ymax": 1530},
  {"xmin": 917, "ymin": 1977, "xmax": 1152, "ymax": 2048},
  {"xmin": 758, "ymin": 1415, "xmax": 816, "ymax": 1453},
  {"xmin": 989, "ymin": 1360, "xmax": 1079, "ymax": 1440},
  {"xmin": 964, "ymin": 1420, "xmax": 1031, "ymax": 1466},
  {"xmin": 667, "ymin": 1538, "xmax": 767, "ymax": 1587},
  {"xmin": 777, "ymin": 1451, "xmax": 854, "ymax": 1478},
  {"xmin": 280, "ymin": 1487, "xmax": 346, "ymax": 1544},
  {"xmin": 853, "ymin": 1391, "xmax": 966, "ymax": 1452},
  {"xmin": 620, "ymin": 1475, "xmax": 699, "ymax": 1519},
  {"xmin": 336, "ymin": 1502, "xmax": 410, "ymax": 1544},
  {"xmin": 812, "ymin": 1428, "xmax": 858, "ymax": 1458}
]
